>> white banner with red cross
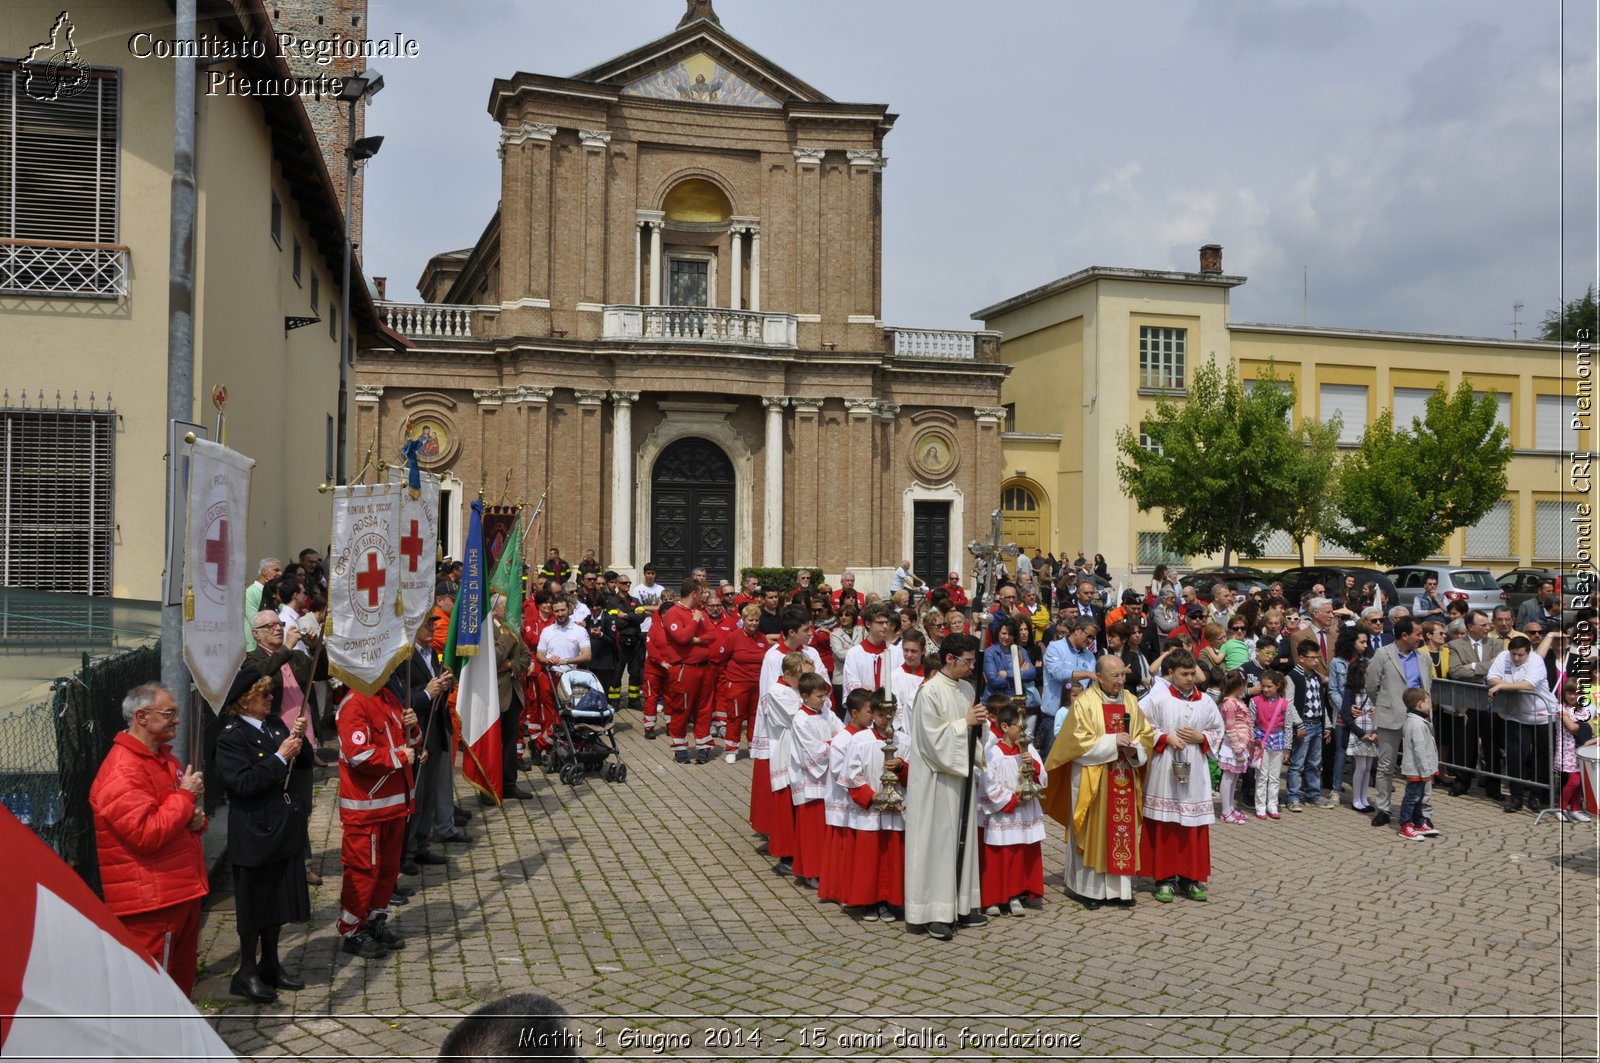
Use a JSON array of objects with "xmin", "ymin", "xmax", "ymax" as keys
[
  {"xmin": 394, "ymin": 470, "xmax": 440, "ymax": 645},
  {"xmin": 327, "ymin": 481, "xmax": 411, "ymax": 695},
  {"xmin": 182, "ymin": 439, "xmax": 254, "ymax": 713}
]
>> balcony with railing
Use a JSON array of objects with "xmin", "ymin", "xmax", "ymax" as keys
[
  {"xmin": 885, "ymin": 326, "xmax": 1002, "ymax": 361},
  {"xmin": 376, "ymin": 301, "xmax": 494, "ymax": 339},
  {"xmin": 0, "ymin": 239, "xmax": 129, "ymax": 299},
  {"xmin": 601, "ymin": 305, "xmax": 799, "ymax": 348}
]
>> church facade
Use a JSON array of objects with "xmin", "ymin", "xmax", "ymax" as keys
[{"xmin": 356, "ymin": 2, "xmax": 1007, "ymax": 587}]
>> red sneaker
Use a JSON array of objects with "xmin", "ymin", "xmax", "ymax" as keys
[{"xmin": 1399, "ymin": 823, "xmax": 1426, "ymax": 841}]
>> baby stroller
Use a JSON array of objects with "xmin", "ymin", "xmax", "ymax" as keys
[{"xmin": 542, "ymin": 669, "xmax": 627, "ymax": 786}]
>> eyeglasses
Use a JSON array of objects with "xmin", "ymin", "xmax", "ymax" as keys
[
  {"xmin": 1229, "ymin": 625, "xmax": 1246, "ymax": 632},
  {"xmin": 1525, "ymin": 628, "xmax": 1544, "ymax": 636},
  {"xmin": 140, "ymin": 708, "xmax": 180, "ymax": 720},
  {"xmin": 253, "ymin": 622, "xmax": 284, "ymax": 631}
]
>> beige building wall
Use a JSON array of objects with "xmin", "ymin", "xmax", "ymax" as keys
[
  {"xmin": 984, "ymin": 260, "xmax": 1578, "ymax": 577},
  {"xmin": 3, "ymin": 1, "xmax": 357, "ymax": 599}
]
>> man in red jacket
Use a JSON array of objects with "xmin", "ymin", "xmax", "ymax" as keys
[
  {"xmin": 89, "ymin": 683, "xmax": 208, "ymax": 994},
  {"xmin": 336, "ymin": 685, "xmax": 421, "ymax": 958},
  {"xmin": 663, "ymin": 578, "xmax": 718, "ymax": 763}
]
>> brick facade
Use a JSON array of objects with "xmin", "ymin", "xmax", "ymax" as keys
[{"xmin": 356, "ymin": 5, "xmax": 1007, "ymax": 588}]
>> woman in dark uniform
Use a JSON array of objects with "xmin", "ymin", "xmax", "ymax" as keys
[{"xmin": 215, "ymin": 666, "xmax": 313, "ymax": 1003}]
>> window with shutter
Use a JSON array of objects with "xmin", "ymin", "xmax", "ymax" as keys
[
  {"xmin": 1472, "ymin": 391, "xmax": 1512, "ymax": 437},
  {"xmin": 1392, "ymin": 387, "xmax": 1431, "ymax": 428},
  {"xmin": 1319, "ymin": 384, "xmax": 1368, "ymax": 445},
  {"xmin": 0, "ymin": 62, "xmax": 125, "ymax": 298},
  {"xmin": 1535, "ymin": 395, "xmax": 1575, "ymax": 451},
  {"xmin": 1, "ymin": 406, "xmax": 116, "ymax": 595},
  {"xmin": 1534, "ymin": 500, "xmax": 1578, "ymax": 560},
  {"xmin": 1463, "ymin": 500, "xmax": 1512, "ymax": 558},
  {"xmin": 1136, "ymin": 531, "xmax": 1185, "ymax": 567}
]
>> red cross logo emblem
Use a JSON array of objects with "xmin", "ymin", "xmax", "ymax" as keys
[
  {"xmin": 400, "ymin": 520, "xmax": 424, "ymax": 573},
  {"xmin": 355, "ymin": 552, "xmax": 386, "ymax": 608},
  {"xmin": 203, "ymin": 518, "xmax": 228, "ymax": 585}
]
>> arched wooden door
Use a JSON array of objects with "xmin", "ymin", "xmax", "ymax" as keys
[
  {"xmin": 650, "ymin": 437, "xmax": 735, "ymax": 585},
  {"xmin": 1000, "ymin": 480, "xmax": 1045, "ymax": 556}
]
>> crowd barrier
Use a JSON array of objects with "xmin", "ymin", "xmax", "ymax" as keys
[{"xmin": 1431, "ymin": 677, "xmax": 1558, "ymax": 814}]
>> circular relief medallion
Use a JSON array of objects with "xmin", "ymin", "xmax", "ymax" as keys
[
  {"xmin": 908, "ymin": 426, "xmax": 960, "ymax": 484},
  {"xmin": 400, "ymin": 413, "xmax": 459, "ymax": 470}
]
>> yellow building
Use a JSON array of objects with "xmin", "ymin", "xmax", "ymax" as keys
[
  {"xmin": 1, "ymin": 1, "xmax": 396, "ymax": 599},
  {"xmin": 976, "ymin": 245, "xmax": 1588, "ymax": 575}
]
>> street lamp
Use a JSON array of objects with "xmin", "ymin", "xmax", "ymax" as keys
[{"xmin": 335, "ymin": 68, "xmax": 382, "ymax": 484}]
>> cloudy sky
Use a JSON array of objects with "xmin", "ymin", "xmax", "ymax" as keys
[{"xmin": 362, "ymin": 0, "xmax": 1596, "ymax": 339}]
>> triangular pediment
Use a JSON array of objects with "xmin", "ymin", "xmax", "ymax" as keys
[{"xmin": 572, "ymin": 20, "xmax": 832, "ymax": 108}]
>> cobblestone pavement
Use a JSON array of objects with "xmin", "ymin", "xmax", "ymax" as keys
[{"xmin": 196, "ymin": 714, "xmax": 1599, "ymax": 1061}]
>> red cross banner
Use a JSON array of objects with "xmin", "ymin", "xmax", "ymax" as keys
[
  {"xmin": 182, "ymin": 439, "xmax": 254, "ymax": 713},
  {"xmin": 327, "ymin": 481, "xmax": 411, "ymax": 695},
  {"xmin": 395, "ymin": 470, "xmax": 440, "ymax": 644}
]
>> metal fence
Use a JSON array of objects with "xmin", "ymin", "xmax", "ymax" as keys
[
  {"xmin": 1431, "ymin": 677, "xmax": 1558, "ymax": 810},
  {"xmin": 3, "ymin": 643, "xmax": 162, "ymax": 894}
]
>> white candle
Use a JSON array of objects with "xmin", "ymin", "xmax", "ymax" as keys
[{"xmin": 1011, "ymin": 645, "xmax": 1023, "ymax": 695}]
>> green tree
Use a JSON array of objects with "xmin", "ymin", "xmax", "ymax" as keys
[
  {"xmin": 1115, "ymin": 360, "xmax": 1299, "ymax": 569},
  {"xmin": 1539, "ymin": 285, "xmax": 1598, "ymax": 343},
  {"xmin": 1279, "ymin": 416, "xmax": 1342, "ymax": 566},
  {"xmin": 1328, "ymin": 381, "xmax": 1511, "ymax": 566}
]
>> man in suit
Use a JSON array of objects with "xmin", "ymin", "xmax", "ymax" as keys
[
  {"xmin": 396, "ymin": 611, "xmax": 458, "ymax": 875},
  {"xmin": 1445, "ymin": 610, "xmax": 1504, "ymax": 799},
  {"xmin": 1365, "ymin": 617, "xmax": 1431, "ymax": 830}
]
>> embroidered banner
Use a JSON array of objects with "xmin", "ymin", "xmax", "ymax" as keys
[
  {"xmin": 327, "ymin": 481, "xmax": 410, "ymax": 694},
  {"xmin": 182, "ymin": 440, "xmax": 254, "ymax": 713}
]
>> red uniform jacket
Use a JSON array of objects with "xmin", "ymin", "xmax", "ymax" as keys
[
  {"xmin": 337, "ymin": 688, "xmax": 419, "ymax": 825},
  {"xmin": 663, "ymin": 602, "xmax": 716, "ymax": 665},
  {"xmin": 89, "ymin": 732, "xmax": 208, "ymax": 916}
]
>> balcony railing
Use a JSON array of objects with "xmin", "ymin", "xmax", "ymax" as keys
[
  {"xmin": 602, "ymin": 305, "xmax": 799, "ymax": 349},
  {"xmin": 885, "ymin": 326, "xmax": 1001, "ymax": 361},
  {"xmin": 0, "ymin": 239, "xmax": 129, "ymax": 299},
  {"xmin": 376, "ymin": 301, "xmax": 491, "ymax": 339}
]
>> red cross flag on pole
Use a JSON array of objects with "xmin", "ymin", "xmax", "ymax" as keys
[
  {"xmin": 394, "ymin": 469, "xmax": 440, "ymax": 644},
  {"xmin": 182, "ymin": 439, "xmax": 254, "ymax": 712},
  {"xmin": 327, "ymin": 481, "xmax": 411, "ymax": 694}
]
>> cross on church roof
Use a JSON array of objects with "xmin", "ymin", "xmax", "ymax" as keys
[{"xmin": 678, "ymin": 0, "xmax": 721, "ymax": 29}]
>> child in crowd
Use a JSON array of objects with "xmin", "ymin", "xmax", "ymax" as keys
[
  {"xmin": 787, "ymin": 672, "xmax": 843, "ymax": 888},
  {"xmin": 1398, "ymin": 688, "xmax": 1441, "ymax": 841},
  {"xmin": 1555, "ymin": 680, "xmax": 1595, "ymax": 823},
  {"xmin": 977, "ymin": 697, "xmax": 1047, "ymax": 916},
  {"xmin": 762, "ymin": 652, "xmax": 807, "ymax": 875},
  {"xmin": 1242, "ymin": 639, "xmax": 1276, "ymax": 698},
  {"xmin": 818, "ymin": 690, "xmax": 874, "ymax": 902},
  {"xmin": 1216, "ymin": 671, "xmax": 1253, "ymax": 824},
  {"xmin": 1251, "ymin": 670, "xmax": 1293, "ymax": 819},
  {"xmin": 835, "ymin": 692, "xmax": 908, "ymax": 921},
  {"xmin": 1343, "ymin": 658, "xmax": 1379, "ymax": 812},
  {"xmin": 1220, "ymin": 619, "xmax": 1253, "ymax": 672}
]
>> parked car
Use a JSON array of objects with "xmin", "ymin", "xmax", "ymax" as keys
[
  {"xmin": 1275, "ymin": 566, "xmax": 1401, "ymax": 613},
  {"xmin": 1496, "ymin": 567, "xmax": 1597, "ymax": 622},
  {"xmin": 1386, "ymin": 565, "xmax": 1504, "ymax": 616},
  {"xmin": 1180, "ymin": 567, "xmax": 1278, "ymax": 602}
]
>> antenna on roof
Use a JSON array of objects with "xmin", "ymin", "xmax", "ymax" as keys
[{"xmin": 1512, "ymin": 300, "xmax": 1524, "ymax": 339}]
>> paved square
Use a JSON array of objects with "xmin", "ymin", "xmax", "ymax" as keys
[{"xmin": 197, "ymin": 718, "xmax": 1599, "ymax": 1060}]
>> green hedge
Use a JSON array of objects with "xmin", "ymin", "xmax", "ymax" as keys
[{"xmin": 740, "ymin": 566, "xmax": 825, "ymax": 594}]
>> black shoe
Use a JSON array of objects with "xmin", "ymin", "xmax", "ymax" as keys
[
  {"xmin": 957, "ymin": 911, "xmax": 989, "ymax": 928},
  {"xmin": 1370, "ymin": 811, "xmax": 1391, "ymax": 827},
  {"xmin": 644, "ymin": 728, "xmax": 657, "ymax": 740},
  {"xmin": 926, "ymin": 921, "xmax": 954, "ymax": 940},
  {"xmin": 1021, "ymin": 895, "xmax": 1045, "ymax": 910},
  {"xmin": 260, "ymin": 966, "xmax": 305, "ymax": 991},
  {"xmin": 414, "ymin": 850, "xmax": 448, "ymax": 865},
  {"xmin": 799, "ymin": 876, "xmax": 819, "ymax": 889},
  {"xmin": 1447, "ymin": 782, "xmax": 1470, "ymax": 797},
  {"xmin": 370, "ymin": 915, "xmax": 406, "ymax": 950},
  {"xmin": 1075, "ymin": 894, "xmax": 1103, "ymax": 911},
  {"xmin": 439, "ymin": 830, "xmax": 471, "ymax": 844},
  {"xmin": 453, "ymin": 807, "xmax": 473, "ymax": 824},
  {"xmin": 391, "ymin": 883, "xmax": 415, "ymax": 899},
  {"xmin": 388, "ymin": 891, "xmax": 409, "ymax": 906},
  {"xmin": 1503, "ymin": 798, "xmax": 1523, "ymax": 813},
  {"xmin": 340, "ymin": 928, "xmax": 387, "ymax": 959},
  {"xmin": 508, "ymin": 785, "xmax": 535, "ymax": 800},
  {"xmin": 776, "ymin": 858, "xmax": 793, "ymax": 876},
  {"xmin": 230, "ymin": 972, "xmax": 277, "ymax": 1004},
  {"xmin": 696, "ymin": 749, "xmax": 712, "ymax": 764},
  {"xmin": 399, "ymin": 860, "xmax": 420, "ymax": 877},
  {"xmin": 1483, "ymin": 787, "xmax": 1504, "ymax": 801},
  {"xmin": 674, "ymin": 750, "xmax": 690, "ymax": 764},
  {"xmin": 516, "ymin": 757, "xmax": 533, "ymax": 771},
  {"xmin": 478, "ymin": 792, "xmax": 498, "ymax": 807}
]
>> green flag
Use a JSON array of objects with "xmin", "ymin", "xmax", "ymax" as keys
[{"xmin": 488, "ymin": 513, "xmax": 524, "ymax": 632}]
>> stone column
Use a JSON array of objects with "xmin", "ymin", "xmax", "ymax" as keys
[
  {"xmin": 749, "ymin": 224, "xmax": 761, "ymax": 312},
  {"xmin": 473, "ymin": 388, "xmax": 506, "ymax": 506},
  {"xmin": 846, "ymin": 150, "xmax": 882, "ymax": 322},
  {"xmin": 648, "ymin": 221, "xmax": 664, "ymax": 306},
  {"xmin": 575, "ymin": 389, "xmax": 608, "ymax": 554},
  {"xmin": 877, "ymin": 402, "xmax": 900, "ymax": 563},
  {"xmin": 762, "ymin": 397, "xmax": 787, "ymax": 564},
  {"xmin": 578, "ymin": 130, "xmax": 611, "ymax": 308},
  {"xmin": 608, "ymin": 390, "xmax": 639, "ymax": 573},
  {"xmin": 353, "ymin": 385, "xmax": 383, "ymax": 480},
  {"xmin": 729, "ymin": 226, "xmax": 744, "ymax": 310},
  {"xmin": 793, "ymin": 150, "xmax": 824, "ymax": 320},
  {"xmin": 789, "ymin": 397, "xmax": 824, "ymax": 564},
  {"xmin": 634, "ymin": 219, "xmax": 643, "ymax": 305}
]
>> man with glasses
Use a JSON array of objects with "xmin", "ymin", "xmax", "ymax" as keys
[
  {"xmin": 1411, "ymin": 577, "xmax": 1446, "ymax": 622},
  {"xmin": 904, "ymin": 633, "xmax": 988, "ymax": 940},
  {"xmin": 843, "ymin": 602, "xmax": 904, "ymax": 701},
  {"xmin": 1040, "ymin": 654, "xmax": 1155, "ymax": 911},
  {"xmin": 90, "ymin": 684, "xmax": 209, "ymax": 995}
]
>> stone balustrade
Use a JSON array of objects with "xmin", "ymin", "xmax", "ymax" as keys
[
  {"xmin": 885, "ymin": 326, "xmax": 1002, "ymax": 361},
  {"xmin": 376, "ymin": 301, "xmax": 490, "ymax": 339},
  {"xmin": 602, "ymin": 305, "xmax": 798, "ymax": 348}
]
